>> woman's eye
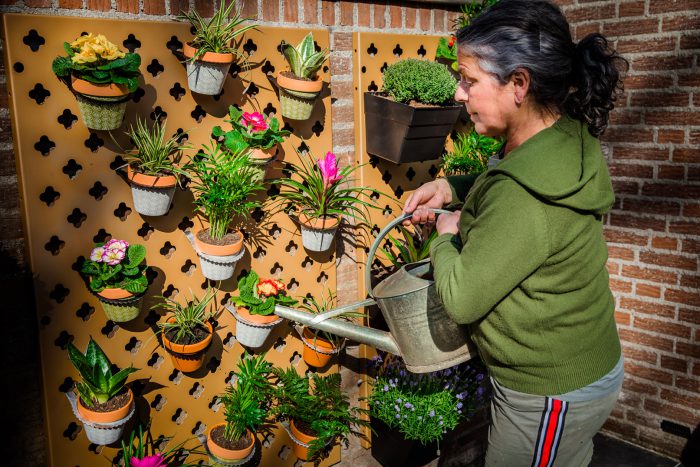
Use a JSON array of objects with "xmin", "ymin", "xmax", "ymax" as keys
[{"xmin": 460, "ymin": 78, "xmax": 472, "ymax": 89}]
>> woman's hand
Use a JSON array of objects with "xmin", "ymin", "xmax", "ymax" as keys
[
  {"xmin": 402, "ymin": 179, "xmax": 453, "ymax": 225},
  {"xmin": 436, "ymin": 210, "xmax": 460, "ymax": 236}
]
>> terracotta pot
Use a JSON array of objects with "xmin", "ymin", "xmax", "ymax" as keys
[
  {"xmin": 194, "ymin": 228, "xmax": 244, "ymax": 257},
  {"xmin": 162, "ymin": 319, "xmax": 213, "ymax": 373},
  {"xmin": 183, "ymin": 42, "xmax": 235, "ymax": 64},
  {"xmin": 250, "ymin": 146, "xmax": 277, "ymax": 160},
  {"xmin": 277, "ymin": 73, "xmax": 323, "ymax": 93},
  {"xmin": 127, "ymin": 164, "xmax": 177, "ymax": 188},
  {"xmin": 206, "ymin": 423, "xmax": 254, "ymax": 462},
  {"xmin": 71, "ymin": 76, "xmax": 129, "ymax": 97},
  {"xmin": 96, "ymin": 286, "xmax": 133, "ymax": 301},
  {"xmin": 77, "ymin": 387, "xmax": 134, "ymax": 424},
  {"xmin": 290, "ymin": 419, "xmax": 318, "ymax": 461},
  {"xmin": 236, "ymin": 306, "xmax": 278, "ymax": 325},
  {"xmin": 298, "ymin": 213, "xmax": 341, "ymax": 230},
  {"xmin": 302, "ymin": 327, "xmax": 338, "ymax": 368}
]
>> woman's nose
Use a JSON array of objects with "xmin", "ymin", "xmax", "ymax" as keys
[{"xmin": 455, "ymin": 83, "xmax": 468, "ymax": 103}]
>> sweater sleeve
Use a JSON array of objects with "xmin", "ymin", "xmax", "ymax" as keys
[
  {"xmin": 430, "ymin": 179, "xmax": 550, "ymax": 324},
  {"xmin": 445, "ymin": 174, "xmax": 481, "ymax": 208}
]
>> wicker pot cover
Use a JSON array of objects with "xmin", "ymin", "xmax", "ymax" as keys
[
  {"xmin": 279, "ymin": 87, "xmax": 320, "ymax": 120},
  {"xmin": 97, "ymin": 293, "xmax": 144, "ymax": 323},
  {"xmin": 75, "ymin": 94, "xmax": 128, "ymax": 131}
]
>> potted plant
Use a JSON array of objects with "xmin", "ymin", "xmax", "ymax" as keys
[
  {"xmin": 273, "ymin": 148, "xmax": 379, "ymax": 252},
  {"xmin": 364, "ymin": 58, "xmax": 460, "ymax": 163},
  {"xmin": 271, "ymin": 366, "xmax": 369, "ymax": 461},
  {"xmin": 298, "ymin": 290, "xmax": 364, "ymax": 368},
  {"xmin": 207, "ymin": 354, "xmax": 274, "ymax": 464},
  {"xmin": 366, "ymin": 353, "xmax": 488, "ymax": 466},
  {"xmin": 185, "ymin": 143, "xmax": 264, "ymax": 281},
  {"xmin": 277, "ymin": 32, "xmax": 330, "ymax": 120},
  {"xmin": 123, "ymin": 117, "xmax": 189, "ymax": 216},
  {"xmin": 229, "ymin": 270, "xmax": 298, "ymax": 348},
  {"xmin": 66, "ymin": 337, "xmax": 138, "ymax": 445},
  {"xmin": 180, "ymin": 0, "xmax": 256, "ymax": 95},
  {"xmin": 153, "ymin": 287, "xmax": 218, "ymax": 373},
  {"xmin": 212, "ymin": 106, "xmax": 290, "ymax": 182},
  {"xmin": 80, "ymin": 239, "xmax": 149, "ymax": 322},
  {"xmin": 382, "ymin": 225, "xmax": 439, "ymax": 269},
  {"xmin": 121, "ymin": 424, "xmax": 201, "ymax": 466},
  {"xmin": 52, "ymin": 33, "xmax": 141, "ymax": 130},
  {"xmin": 442, "ymin": 128, "xmax": 503, "ymax": 176}
]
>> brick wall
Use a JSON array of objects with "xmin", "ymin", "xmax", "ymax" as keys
[{"xmin": 0, "ymin": 0, "xmax": 698, "ymax": 463}]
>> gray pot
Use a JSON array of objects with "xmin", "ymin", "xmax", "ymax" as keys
[
  {"xmin": 300, "ymin": 224, "xmax": 338, "ymax": 252},
  {"xmin": 130, "ymin": 185, "xmax": 175, "ymax": 216},
  {"xmin": 186, "ymin": 60, "xmax": 231, "ymax": 95},
  {"xmin": 197, "ymin": 249, "xmax": 244, "ymax": 281}
]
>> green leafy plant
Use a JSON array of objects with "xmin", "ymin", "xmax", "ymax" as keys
[
  {"xmin": 212, "ymin": 106, "xmax": 290, "ymax": 152},
  {"xmin": 382, "ymin": 226, "xmax": 439, "ymax": 269},
  {"xmin": 231, "ymin": 270, "xmax": 298, "ymax": 316},
  {"xmin": 382, "ymin": 59, "xmax": 457, "ymax": 106},
  {"xmin": 123, "ymin": 117, "xmax": 190, "ymax": 179},
  {"xmin": 119, "ymin": 424, "xmax": 201, "ymax": 467},
  {"xmin": 185, "ymin": 143, "xmax": 265, "ymax": 240},
  {"xmin": 180, "ymin": 0, "xmax": 257, "ymax": 60},
  {"xmin": 153, "ymin": 287, "xmax": 217, "ymax": 344},
  {"xmin": 67, "ymin": 337, "xmax": 138, "ymax": 407},
  {"xmin": 80, "ymin": 239, "xmax": 149, "ymax": 294},
  {"xmin": 300, "ymin": 290, "xmax": 365, "ymax": 347},
  {"xmin": 442, "ymin": 128, "xmax": 504, "ymax": 176},
  {"xmin": 51, "ymin": 33, "xmax": 141, "ymax": 92},
  {"xmin": 280, "ymin": 32, "xmax": 329, "ymax": 80},
  {"xmin": 273, "ymin": 147, "xmax": 380, "ymax": 224},
  {"xmin": 366, "ymin": 353, "xmax": 488, "ymax": 447},
  {"xmin": 271, "ymin": 367, "xmax": 369, "ymax": 460}
]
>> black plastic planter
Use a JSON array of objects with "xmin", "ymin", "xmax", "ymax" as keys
[
  {"xmin": 370, "ymin": 417, "xmax": 439, "ymax": 467},
  {"xmin": 364, "ymin": 92, "xmax": 462, "ymax": 164}
]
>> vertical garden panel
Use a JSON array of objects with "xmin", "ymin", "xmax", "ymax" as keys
[{"xmin": 3, "ymin": 14, "xmax": 340, "ymax": 466}]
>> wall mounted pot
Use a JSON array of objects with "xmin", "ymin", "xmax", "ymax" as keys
[
  {"xmin": 95, "ymin": 286, "xmax": 144, "ymax": 322},
  {"xmin": 277, "ymin": 73, "xmax": 322, "ymax": 120},
  {"xmin": 289, "ymin": 419, "xmax": 318, "ymax": 461},
  {"xmin": 297, "ymin": 213, "xmax": 340, "ymax": 252},
  {"xmin": 161, "ymin": 319, "xmax": 213, "ymax": 373},
  {"xmin": 206, "ymin": 422, "xmax": 255, "ymax": 464},
  {"xmin": 301, "ymin": 327, "xmax": 338, "ymax": 368},
  {"xmin": 76, "ymin": 388, "xmax": 134, "ymax": 445},
  {"xmin": 248, "ymin": 146, "xmax": 277, "ymax": 183},
  {"xmin": 364, "ymin": 92, "xmax": 461, "ymax": 164},
  {"xmin": 71, "ymin": 76, "xmax": 130, "ymax": 131},
  {"xmin": 127, "ymin": 165, "xmax": 177, "ymax": 216},
  {"xmin": 231, "ymin": 306, "xmax": 282, "ymax": 349},
  {"xmin": 183, "ymin": 42, "xmax": 234, "ymax": 95},
  {"xmin": 193, "ymin": 228, "xmax": 244, "ymax": 281},
  {"xmin": 370, "ymin": 416, "xmax": 438, "ymax": 467}
]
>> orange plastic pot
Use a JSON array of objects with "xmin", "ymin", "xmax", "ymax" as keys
[
  {"xmin": 206, "ymin": 423, "xmax": 254, "ymax": 462},
  {"xmin": 96, "ymin": 286, "xmax": 133, "ymax": 300},
  {"xmin": 162, "ymin": 319, "xmax": 213, "ymax": 373},
  {"xmin": 236, "ymin": 306, "xmax": 279, "ymax": 325},
  {"xmin": 77, "ymin": 388, "xmax": 133, "ymax": 424},
  {"xmin": 127, "ymin": 164, "xmax": 177, "ymax": 188},
  {"xmin": 290, "ymin": 419, "xmax": 318, "ymax": 461},
  {"xmin": 71, "ymin": 76, "xmax": 129, "ymax": 97},
  {"xmin": 302, "ymin": 327, "xmax": 338, "ymax": 368},
  {"xmin": 194, "ymin": 228, "xmax": 244, "ymax": 257},
  {"xmin": 277, "ymin": 73, "xmax": 323, "ymax": 93},
  {"xmin": 183, "ymin": 42, "xmax": 235, "ymax": 64},
  {"xmin": 249, "ymin": 146, "xmax": 277, "ymax": 161}
]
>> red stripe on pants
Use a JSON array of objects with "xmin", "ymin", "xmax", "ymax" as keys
[{"xmin": 538, "ymin": 399, "xmax": 563, "ymax": 467}]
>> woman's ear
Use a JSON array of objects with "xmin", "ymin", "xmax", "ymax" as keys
[{"xmin": 510, "ymin": 68, "xmax": 530, "ymax": 105}]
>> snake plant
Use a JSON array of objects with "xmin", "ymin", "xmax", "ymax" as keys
[{"xmin": 280, "ymin": 32, "xmax": 329, "ymax": 80}]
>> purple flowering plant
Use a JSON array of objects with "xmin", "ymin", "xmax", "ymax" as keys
[
  {"xmin": 120, "ymin": 424, "xmax": 202, "ymax": 467},
  {"xmin": 366, "ymin": 353, "xmax": 488, "ymax": 446},
  {"xmin": 80, "ymin": 239, "xmax": 149, "ymax": 294}
]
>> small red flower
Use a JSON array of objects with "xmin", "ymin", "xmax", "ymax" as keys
[
  {"xmin": 448, "ymin": 36, "xmax": 456, "ymax": 48},
  {"xmin": 257, "ymin": 278, "xmax": 281, "ymax": 297}
]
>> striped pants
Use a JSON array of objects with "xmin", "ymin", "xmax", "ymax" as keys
[{"xmin": 484, "ymin": 378, "xmax": 621, "ymax": 467}]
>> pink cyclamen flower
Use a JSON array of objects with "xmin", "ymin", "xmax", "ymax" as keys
[
  {"xmin": 102, "ymin": 248, "xmax": 125, "ymax": 266},
  {"xmin": 90, "ymin": 246, "xmax": 105, "ymax": 263},
  {"xmin": 317, "ymin": 151, "xmax": 342, "ymax": 188},
  {"xmin": 241, "ymin": 112, "xmax": 268, "ymax": 132},
  {"xmin": 130, "ymin": 454, "xmax": 166, "ymax": 467}
]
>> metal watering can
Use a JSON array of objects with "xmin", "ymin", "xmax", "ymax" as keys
[{"xmin": 274, "ymin": 209, "xmax": 476, "ymax": 373}]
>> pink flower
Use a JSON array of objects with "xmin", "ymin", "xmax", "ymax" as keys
[
  {"xmin": 105, "ymin": 239, "xmax": 129, "ymax": 251},
  {"xmin": 90, "ymin": 246, "xmax": 105, "ymax": 262},
  {"xmin": 102, "ymin": 248, "xmax": 125, "ymax": 266},
  {"xmin": 241, "ymin": 112, "xmax": 268, "ymax": 132},
  {"xmin": 130, "ymin": 454, "xmax": 166, "ymax": 467},
  {"xmin": 317, "ymin": 151, "xmax": 342, "ymax": 188}
]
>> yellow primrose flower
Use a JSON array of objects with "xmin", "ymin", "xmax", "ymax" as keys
[
  {"xmin": 70, "ymin": 33, "xmax": 95, "ymax": 49},
  {"xmin": 71, "ymin": 47, "xmax": 98, "ymax": 64}
]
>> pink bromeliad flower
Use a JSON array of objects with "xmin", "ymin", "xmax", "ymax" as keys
[
  {"xmin": 130, "ymin": 454, "xmax": 166, "ymax": 467},
  {"xmin": 241, "ymin": 111, "xmax": 268, "ymax": 132},
  {"xmin": 317, "ymin": 151, "xmax": 342, "ymax": 188},
  {"xmin": 102, "ymin": 247, "xmax": 125, "ymax": 266}
]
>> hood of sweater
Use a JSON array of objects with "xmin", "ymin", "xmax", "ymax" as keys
[{"xmin": 487, "ymin": 114, "xmax": 614, "ymax": 216}]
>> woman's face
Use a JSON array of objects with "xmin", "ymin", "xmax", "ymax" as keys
[{"xmin": 455, "ymin": 53, "xmax": 515, "ymax": 138}]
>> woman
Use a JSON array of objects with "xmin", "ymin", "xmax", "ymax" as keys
[{"xmin": 403, "ymin": 1, "xmax": 627, "ymax": 466}]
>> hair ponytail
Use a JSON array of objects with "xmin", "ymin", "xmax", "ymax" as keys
[{"xmin": 565, "ymin": 33, "xmax": 627, "ymax": 137}]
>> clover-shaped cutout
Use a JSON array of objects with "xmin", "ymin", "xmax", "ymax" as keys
[
  {"xmin": 166, "ymin": 35, "xmax": 183, "ymax": 54},
  {"xmin": 34, "ymin": 135, "xmax": 55, "ymax": 156},
  {"xmin": 84, "ymin": 132, "xmax": 104, "ymax": 152},
  {"xmin": 131, "ymin": 87, "xmax": 145, "ymax": 103},
  {"xmin": 57, "ymin": 109, "xmax": 78, "ymax": 129},
  {"xmin": 150, "ymin": 106, "xmax": 167, "ymax": 123},
  {"xmin": 417, "ymin": 45, "xmax": 427, "ymax": 57},
  {"xmin": 39, "ymin": 186, "xmax": 60, "ymax": 206},
  {"xmin": 114, "ymin": 202, "xmax": 132, "ymax": 221},
  {"xmin": 368, "ymin": 80, "xmax": 378, "ymax": 92},
  {"xmin": 138, "ymin": 221, "xmax": 154, "ymax": 239},
  {"xmin": 146, "ymin": 58, "xmax": 165, "ymax": 77},
  {"xmin": 393, "ymin": 44, "xmax": 404, "ymax": 56},
  {"xmin": 169, "ymin": 82, "xmax": 186, "ymax": 101},
  {"xmin": 367, "ymin": 42, "xmax": 378, "ymax": 55},
  {"xmin": 45, "ymin": 235, "xmax": 65, "ymax": 255},
  {"xmin": 191, "ymin": 105, "xmax": 206, "ymax": 122},
  {"xmin": 23, "ymin": 29, "xmax": 45, "ymax": 51},
  {"xmin": 88, "ymin": 181, "xmax": 108, "ymax": 201},
  {"xmin": 405, "ymin": 166, "xmax": 416, "ymax": 181},
  {"xmin": 123, "ymin": 33, "xmax": 141, "ymax": 52},
  {"xmin": 261, "ymin": 60, "xmax": 275, "ymax": 75},
  {"xmin": 76, "ymin": 302, "xmax": 95, "ymax": 321},
  {"xmin": 93, "ymin": 228, "xmax": 111, "ymax": 244},
  {"xmin": 67, "ymin": 208, "xmax": 87, "ymax": 228},
  {"xmin": 50, "ymin": 283, "xmax": 70, "ymax": 303},
  {"xmin": 28, "ymin": 83, "xmax": 50, "ymax": 104}
]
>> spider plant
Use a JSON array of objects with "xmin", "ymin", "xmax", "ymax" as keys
[
  {"xmin": 300, "ymin": 290, "xmax": 365, "ymax": 347},
  {"xmin": 124, "ymin": 117, "xmax": 190, "ymax": 179},
  {"xmin": 383, "ymin": 225, "xmax": 439, "ymax": 269},
  {"xmin": 154, "ymin": 287, "xmax": 217, "ymax": 344}
]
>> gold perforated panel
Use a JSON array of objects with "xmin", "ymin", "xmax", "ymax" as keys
[{"xmin": 3, "ymin": 13, "xmax": 340, "ymax": 466}]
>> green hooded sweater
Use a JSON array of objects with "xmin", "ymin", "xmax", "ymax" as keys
[{"xmin": 430, "ymin": 114, "xmax": 621, "ymax": 395}]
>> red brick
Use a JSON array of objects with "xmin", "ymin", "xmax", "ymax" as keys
[
  {"xmin": 433, "ymin": 9, "xmax": 446, "ymax": 33},
  {"xmin": 663, "ymin": 15, "xmax": 700, "ymax": 32},
  {"xmin": 285, "ymin": 0, "xmax": 299, "ymax": 22},
  {"xmin": 652, "ymin": 235, "xmax": 678, "ymax": 250},
  {"xmin": 636, "ymin": 283, "xmax": 662, "ymax": 298},
  {"xmin": 661, "ymin": 388, "xmax": 700, "ymax": 410},
  {"xmin": 609, "ymin": 110, "xmax": 643, "ymax": 126},
  {"xmin": 59, "ymin": 0, "xmax": 82, "ymax": 7},
  {"xmin": 419, "ymin": 8, "xmax": 431, "ymax": 31},
  {"xmin": 626, "ymin": 361, "xmax": 673, "ymax": 385},
  {"xmin": 610, "ymin": 278, "xmax": 633, "ymax": 293},
  {"xmin": 678, "ymin": 341, "xmax": 700, "ymax": 359},
  {"xmin": 635, "ymin": 316, "xmax": 692, "ymax": 339},
  {"xmin": 640, "ymin": 251, "xmax": 697, "ymax": 270},
  {"xmin": 620, "ymin": 297, "xmax": 676, "ymax": 317},
  {"xmin": 170, "ymin": 0, "xmax": 189, "ymax": 16},
  {"xmin": 661, "ymin": 356, "xmax": 689, "ymax": 373},
  {"xmin": 619, "ymin": 0, "xmax": 645, "ymax": 17},
  {"xmin": 25, "ymin": 0, "xmax": 52, "ymax": 5},
  {"xmin": 303, "ymin": 0, "xmax": 317, "ymax": 23},
  {"xmin": 602, "ymin": 419, "xmax": 638, "ymax": 439},
  {"xmin": 241, "ymin": 0, "xmax": 257, "ymax": 19},
  {"xmin": 684, "ymin": 203, "xmax": 700, "ymax": 217},
  {"xmin": 673, "ymin": 148, "xmax": 699, "ymax": 163},
  {"xmin": 621, "ymin": 265, "xmax": 678, "ymax": 285},
  {"xmin": 684, "ymin": 239, "xmax": 700, "ymax": 254},
  {"xmin": 87, "ymin": 0, "xmax": 110, "ymax": 9},
  {"xmin": 0, "ymin": 150, "xmax": 17, "ymax": 177},
  {"xmin": 567, "ymin": 3, "xmax": 616, "ymax": 22},
  {"xmin": 617, "ymin": 37, "xmax": 676, "ymax": 54},
  {"xmin": 666, "ymin": 288, "xmax": 700, "ymax": 308},
  {"xmin": 117, "ymin": 0, "xmax": 138, "ymax": 13},
  {"xmin": 644, "ymin": 399, "xmax": 698, "ymax": 427},
  {"xmin": 624, "ymin": 199, "xmax": 680, "ymax": 216},
  {"xmin": 615, "ymin": 310, "xmax": 631, "ymax": 325},
  {"xmin": 604, "ymin": 229, "xmax": 649, "ymax": 246},
  {"xmin": 603, "ymin": 127, "xmax": 654, "ymax": 143},
  {"xmin": 649, "ymin": 0, "xmax": 700, "ymax": 14},
  {"xmin": 681, "ymin": 34, "xmax": 700, "ymax": 49},
  {"xmin": 658, "ymin": 129, "xmax": 686, "ymax": 144},
  {"xmin": 623, "ymin": 377, "xmax": 660, "ymax": 396},
  {"xmin": 609, "ymin": 162, "xmax": 654, "ymax": 178},
  {"xmin": 642, "ymin": 182, "xmax": 700, "ymax": 199},
  {"xmin": 404, "ymin": 3, "xmax": 416, "ymax": 29},
  {"xmin": 633, "ymin": 56, "xmax": 694, "ymax": 72},
  {"xmin": 143, "ymin": 0, "xmax": 165, "ymax": 14},
  {"xmin": 333, "ymin": 127, "xmax": 354, "ymax": 147},
  {"xmin": 609, "ymin": 213, "xmax": 665, "ymax": 231},
  {"xmin": 680, "ymin": 274, "xmax": 700, "ymax": 288},
  {"xmin": 603, "ymin": 18, "xmax": 659, "ymax": 37},
  {"xmin": 339, "ymin": 1, "xmax": 353, "ymax": 25},
  {"xmin": 669, "ymin": 220, "xmax": 700, "ymax": 235},
  {"xmin": 677, "ymin": 375, "xmax": 700, "ymax": 392},
  {"xmin": 619, "ymin": 329, "xmax": 674, "ymax": 352},
  {"xmin": 389, "ymin": 3, "xmax": 401, "ymax": 28},
  {"xmin": 373, "ymin": 3, "xmax": 385, "ymax": 28},
  {"xmin": 679, "ymin": 73, "xmax": 700, "ymax": 87},
  {"xmin": 262, "ymin": 0, "xmax": 279, "ymax": 21},
  {"xmin": 574, "ymin": 23, "xmax": 601, "ymax": 40},
  {"xmin": 357, "ymin": 1, "xmax": 370, "ymax": 27},
  {"xmin": 623, "ymin": 74, "xmax": 675, "ymax": 90},
  {"xmin": 607, "ymin": 261, "xmax": 621, "ymax": 275},
  {"xmin": 691, "ymin": 131, "xmax": 700, "ymax": 145},
  {"xmin": 647, "ymin": 110, "xmax": 700, "ymax": 126},
  {"xmin": 611, "ymin": 180, "xmax": 640, "ymax": 195},
  {"xmin": 630, "ymin": 91, "xmax": 689, "ymax": 107},
  {"xmin": 626, "ymin": 411, "xmax": 659, "ymax": 430},
  {"xmin": 679, "ymin": 307, "xmax": 700, "ymax": 325},
  {"xmin": 623, "ymin": 346, "xmax": 658, "ymax": 364},
  {"xmin": 608, "ymin": 245, "xmax": 635, "ymax": 260}
]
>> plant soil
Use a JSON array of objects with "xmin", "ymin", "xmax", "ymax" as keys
[
  {"xmin": 295, "ymin": 420, "xmax": 318, "ymax": 437},
  {"xmin": 165, "ymin": 323, "xmax": 210, "ymax": 345},
  {"xmin": 371, "ymin": 92, "xmax": 452, "ymax": 109},
  {"xmin": 80, "ymin": 388, "xmax": 130, "ymax": 413},
  {"xmin": 280, "ymin": 70, "xmax": 315, "ymax": 82},
  {"xmin": 210, "ymin": 425, "xmax": 253, "ymax": 450},
  {"xmin": 197, "ymin": 229, "xmax": 242, "ymax": 247}
]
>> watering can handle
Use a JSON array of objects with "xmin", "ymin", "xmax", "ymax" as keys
[{"xmin": 365, "ymin": 208, "xmax": 454, "ymax": 298}]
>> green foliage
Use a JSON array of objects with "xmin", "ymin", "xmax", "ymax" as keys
[
  {"xmin": 435, "ymin": 37, "xmax": 458, "ymax": 72},
  {"xmin": 382, "ymin": 226, "xmax": 439, "ymax": 269},
  {"xmin": 382, "ymin": 59, "xmax": 457, "ymax": 105},
  {"xmin": 442, "ymin": 128, "xmax": 503, "ymax": 176},
  {"xmin": 454, "ymin": 0, "xmax": 500, "ymax": 30},
  {"xmin": 185, "ymin": 143, "xmax": 265, "ymax": 240},
  {"xmin": 180, "ymin": 0, "xmax": 257, "ymax": 58},
  {"xmin": 219, "ymin": 354, "xmax": 274, "ymax": 441},
  {"xmin": 80, "ymin": 241, "xmax": 149, "ymax": 294},
  {"xmin": 51, "ymin": 37, "xmax": 141, "ymax": 93},
  {"xmin": 124, "ymin": 117, "xmax": 190, "ymax": 179},
  {"xmin": 299, "ymin": 290, "xmax": 365, "ymax": 347},
  {"xmin": 231, "ymin": 270, "xmax": 298, "ymax": 316},
  {"xmin": 212, "ymin": 106, "xmax": 290, "ymax": 152},
  {"xmin": 154, "ymin": 287, "xmax": 217, "ymax": 344},
  {"xmin": 119, "ymin": 424, "xmax": 202, "ymax": 467},
  {"xmin": 280, "ymin": 32, "xmax": 329, "ymax": 80},
  {"xmin": 67, "ymin": 337, "xmax": 138, "ymax": 406},
  {"xmin": 271, "ymin": 367, "xmax": 369, "ymax": 460},
  {"xmin": 366, "ymin": 353, "xmax": 488, "ymax": 446}
]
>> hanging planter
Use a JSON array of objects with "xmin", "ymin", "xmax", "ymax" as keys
[
  {"xmin": 301, "ymin": 327, "xmax": 339, "ymax": 368},
  {"xmin": 95, "ymin": 286, "xmax": 145, "ymax": 323},
  {"xmin": 231, "ymin": 306, "xmax": 283, "ymax": 349},
  {"xmin": 161, "ymin": 319, "xmax": 213, "ymax": 373},
  {"xmin": 127, "ymin": 165, "xmax": 177, "ymax": 216},
  {"xmin": 206, "ymin": 423, "xmax": 255, "ymax": 465},
  {"xmin": 289, "ymin": 419, "xmax": 318, "ymax": 461},
  {"xmin": 248, "ymin": 146, "xmax": 277, "ymax": 182},
  {"xmin": 193, "ymin": 227, "xmax": 245, "ymax": 281},
  {"xmin": 297, "ymin": 212, "xmax": 340, "ymax": 252},
  {"xmin": 72, "ymin": 77, "xmax": 131, "ymax": 131},
  {"xmin": 76, "ymin": 388, "xmax": 135, "ymax": 445},
  {"xmin": 183, "ymin": 43, "xmax": 234, "ymax": 95}
]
